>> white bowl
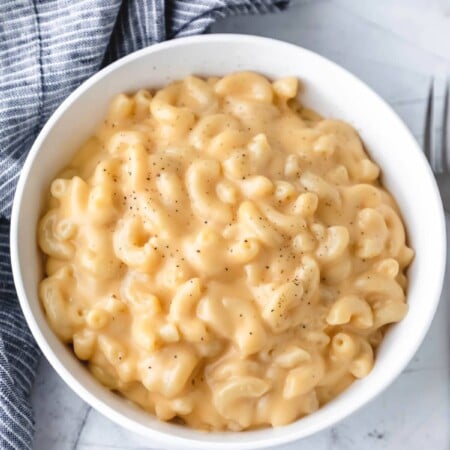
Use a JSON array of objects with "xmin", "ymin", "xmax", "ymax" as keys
[{"xmin": 10, "ymin": 34, "xmax": 446, "ymax": 449}]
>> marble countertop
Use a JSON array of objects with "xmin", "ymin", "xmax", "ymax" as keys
[{"xmin": 31, "ymin": 1, "xmax": 450, "ymax": 449}]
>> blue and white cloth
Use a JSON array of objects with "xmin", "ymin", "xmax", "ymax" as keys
[{"xmin": 0, "ymin": 1, "xmax": 289, "ymax": 448}]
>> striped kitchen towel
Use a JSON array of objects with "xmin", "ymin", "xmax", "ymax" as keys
[{"xmin": 0, "ymin": 1, "xmax": 289, "ymax": 448}]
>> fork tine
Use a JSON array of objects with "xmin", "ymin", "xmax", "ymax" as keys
[
  {"xmin": 424, "ymin": 78, "xmax": 433, "ymax": 164},
  {"xmin": 431, "ymin": 77, "xmax": 444, "ymax": 173},
  {"xmin": 427, "ymin": 77, "xmax": 447, "ymax": 173},
  {"xmin": 443, "ymin": 78, "xmax": 449, "ymax": 172}
]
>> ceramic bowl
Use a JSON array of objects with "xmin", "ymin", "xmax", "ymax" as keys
[{"xmin": 10, "ymin": 34, "xmax": 446, "ymax": 449}]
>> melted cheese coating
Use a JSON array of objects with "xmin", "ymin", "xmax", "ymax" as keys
[{"xmin": 38, "ymin": 72, "xmax": 413, "ymax": 431}]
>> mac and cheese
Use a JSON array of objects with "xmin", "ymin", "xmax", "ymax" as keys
[{"xmin": 38, "ymin": 72, "xmax": 414, "ymax": 430}]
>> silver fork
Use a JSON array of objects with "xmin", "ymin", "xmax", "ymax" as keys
[{"xmin": 424, "ymin": 77, "xmax": 450, "ymax": 211}]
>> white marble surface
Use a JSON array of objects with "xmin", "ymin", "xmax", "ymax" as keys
[{"xmin": 31, "ymin": 1, "xmax": 450, "ymax": 449}]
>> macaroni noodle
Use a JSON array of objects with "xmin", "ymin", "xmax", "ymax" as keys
[{"xmin": 38, "ymin": 72, "xmax": 413, "ymax": 430}]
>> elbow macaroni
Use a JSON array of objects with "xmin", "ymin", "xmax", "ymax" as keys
[{"xmin": 38, "ymin": 72, "xmax": 413, "ymax": 431}]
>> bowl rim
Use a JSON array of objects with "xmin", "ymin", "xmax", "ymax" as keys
[{"xmin": 10, "ymin": 33, "xmax": 447, "ymax": 449}]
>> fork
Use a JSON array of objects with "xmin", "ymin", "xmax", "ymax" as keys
[{"xmin": 424, "ymin": 77, "xmax": 450, "ymax": 211}]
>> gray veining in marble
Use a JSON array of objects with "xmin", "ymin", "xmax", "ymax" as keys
[{"xmin": 31, "ymin": 1, "xmax": 450, "ymax": 449}]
